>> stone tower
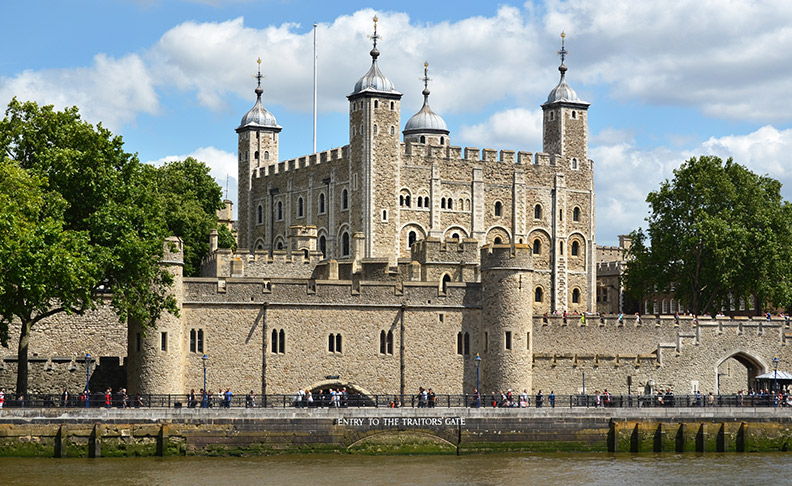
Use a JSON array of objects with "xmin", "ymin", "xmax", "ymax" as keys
[
  {"xmin": 127, "ymin": 236, "xmax": 185, "ymax": 394},
  {"xmin": 236, "ymin": 59, "xmax": 282, "ymax": 251},
  {"xmin": 347, "ymin": 16, "xmax": 403, "ymax": 264},
  {"xmin": 479, "ymin": 244, "xmax": 534, "ymax": 394},
  {"xmin": 541, "ymin": 33, "xmax": 596, "ymax": 313}
]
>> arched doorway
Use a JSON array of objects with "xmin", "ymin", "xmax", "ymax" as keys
[
  {"xmin": 715, "ymin": 351, "xmax": 765, "ymax": 394},
  {"xmin": 303, "ymin": 380, "xmax": 376, "ymax": 407}
]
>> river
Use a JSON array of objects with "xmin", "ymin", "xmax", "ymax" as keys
[{"xmin": 0, "ymin": 453, "xmax": 788, "ymax": 485}]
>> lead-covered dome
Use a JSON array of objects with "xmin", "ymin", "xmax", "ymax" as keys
[
  {"xmin": 404, "ymin": 87, "xmax": 448, "ymax": 134},
  {"xmin": 546, "ymin": 65, "xmax": 582, "ymax": 104},
  {"xmin": 237, "ymin": 64, "xmax": 281, "ymax": 131},
  {"xmin": 349, "ymin": 17, "xmax": 401, "ymax": 97}
]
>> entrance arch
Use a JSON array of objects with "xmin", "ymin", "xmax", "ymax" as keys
[
  {"xmin": 714, "ymin": 351, "xmax": 766, "ymax": 394},
  {"xmin": 304, "ymin": 380, "xmax": 376, "ymax": 407}
]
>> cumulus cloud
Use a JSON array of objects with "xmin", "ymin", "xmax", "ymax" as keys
[
  {"xmin": 456, "ymin": 108, "xmax": 542, "ymax": 150},
  {"xmin": 0, "ymin": 53, "xmax": 158, "ymax": 132}
]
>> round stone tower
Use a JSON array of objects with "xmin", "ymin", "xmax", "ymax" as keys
[
  {"xmin": 479, "ymin": 244, "xmax": 534, "ymax": 394},
  {"xmin": 127, "ymin": 236, "xmax": 186, "ymax": 394}
]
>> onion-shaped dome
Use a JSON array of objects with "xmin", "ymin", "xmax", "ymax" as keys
[
  {"xmin": 350, "ymin": 17, "xmax": 401, "ymax": 97},
  {"xmin": 546, "ymin": 65, "xmax": 582, "ymax": 103},
  {"xmin": 237, "ymin": 63, "xmax": 281, "ymax": 131},
  {"xmin": 404, "ymin": 89, "xmax": 448, "ymax": 134}
]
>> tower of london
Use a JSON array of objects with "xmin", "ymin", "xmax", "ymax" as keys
[{"xmin": 1, "ymin": 24, "xmax": 785, "ymax": 400}]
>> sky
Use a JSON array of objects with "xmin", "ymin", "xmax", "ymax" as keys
[{"xmin": 2, "ymin": 0, "xmax": 792, "ymax": 246}]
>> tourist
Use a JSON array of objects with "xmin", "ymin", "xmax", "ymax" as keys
[
  {"xmin": 536, "ymin": 390, "xmax": 543, "ymax": 408},
  {"xmin": 618, "ymin": 313, "xmax": 624, "ymax": 325},
  {"xmin": 603, "ymin": 389, "xmax": 611, "ymax": 407},
  {"xmin": 105, "ymin": 388, "xmax": 112, "ymax": 408},
  {"xmin": 296, "ymin": 388, "xmax": 304, "ymax": 408},
  {"xmin": 549, "ymin": 390, "xmax": 556, "ymax": 408},
  {"xmin": 207, "ymin": 390, "xmax": 214, "ymax": 407},
  {"xmin": 594, "ymin": 390, "xmax": 601, "ymax": 407},
  {"xmin": 188, "ymin": 389, "xmax": 196, "ymax": 408},
  {"xmin": 0, "ymin": 388, "xmax": 4, "ymax": 409},
  {"xmin": 224, "ymin": 388, "xmax": 233, "ymax": 408},
  {"xmin": 246, "ymin": 390, "xmax": 255, "ymax": 408},
  {"xmin": 707, "ymin": 392, "xmax": 715, "ymax": 407},
  {"xmin": 473, "ymin": 388, "xmax": 480, "ymax": 408},
  {"xmin": 200, "ymin": 389, "xmax": 207, "ymax": 408},
  {"xmin": 135, "ymin": 392, "xmax": 144, "ymax": 408},
  {"xmin": 491, "ymin": 391, "xmax": 497, "ymax": 408},
  {"xmin": 428, "ymin": 388, "xmax": 436, "ymax": 408},
  {"xmin": 520, "ymin": 389, "xmax": 529, "ymax": 408},
  {"xmin": 61, "ymin": 388, "xmax": 69, "ymax": 407},
  {"xmin": 306, "ymin": 390, "xmax": 313, "ymax": 407},
  {"xmin": 695, "ymin": 390, "xmax": 702, "ymax": 407}
]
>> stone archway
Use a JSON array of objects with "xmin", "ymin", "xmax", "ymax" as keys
[
  {"xmin": 715, "ymin": 351, "xmax": 766, "ymax": 394},
  {"xmin": 304, "ymin": 380, "xmax": 376, "ymax": 407}
]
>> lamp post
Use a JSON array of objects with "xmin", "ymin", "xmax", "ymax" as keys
[
  {"xmin": 774, "ymin": 355, "xmax": 779, "ymax": 407},
  {"xmin": 475, "ymin": 354, "xmax": 481, "ymax": 408},
  {"xmin": 85, "ymin": 353, "xmax": 91, "ymax": 408},
  {"xmin": 202, "ymin": 354, "xmax": 208, "ymax": 408}
]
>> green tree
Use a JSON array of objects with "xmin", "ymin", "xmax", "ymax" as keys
[
  {"xmin": 624, "ymin": 156, "xmax": 792, "ymax": 316},
  {"xmin": 0, "ymin": 99, "xmax": 177, "ymax": 396},
  {"xmin": 147, "ymin": 157, "xmax": 235, "ymax": 277}
]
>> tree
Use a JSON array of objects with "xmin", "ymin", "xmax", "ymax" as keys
[
  {"xmin": 146, "ymin": 157, "xmax": 235, "ymax": 277},
  {"xmin": 623, "ymin": 156, "xmax": 792, "ymax": 316},
  {"xmin": 0, "ymin": 99, "xmax": 177, "ymax": 396}
]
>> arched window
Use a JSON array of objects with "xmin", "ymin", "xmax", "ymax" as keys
[
  {"xmin": 417, "ymin": 197, "xmax": 423, "ymax": 208},
  {"xmin": 420, "ymin": 135, "xmax": 426, "ymax": 143},
  {"xmin": 341, "ymin": 189, "xmax": 348, "ymax": 210},
  {"xmin": 572, "ymin": 288, "xmax": 580, "ymax": 304},
  {"xmin": 447, "ymin": 198, "xmax": 453, "ymax": 210},
  {"xmin": 441, "ymin": 198, "xmax": 446, "ymax": 209},
  {"xmin": 276, "ymin": 240, "xmax": 284, "ymax": 250},
  {"xmin": 390, "ymin": 125, "xmax": 395, "ymax": 135},
  {"xmin": 319, "ymin": 235, "xmax": 327, "ymax": 258},
  {"xmin": 571, "ymin": 158, "xmax": 578, "ymax": 170},
  {"xmin": 257, "ymin": 204, "xmax": 263, "ymax": 224},
  {"xmin": 374, "ymin": 100, "xmax": 379, "ymax": 109},
  {"xmin": 571, "ymin": 241, "xmax": 580, "ymax": 256},
  {"xmin": 387, "ymin": 330, "xmax": 393, "ymax": 354},
  {"xmin": 341, "ymin": 232, "xmax": 350, "ymax": 257},
  {"xmin": 571, "ymin": 110, "xmax": 577, "ymax": 119},
  {"xmin": 271, "ymin": 329, "xmax": 278, "ymax": 353},
  {"xmin": 534, "ymin": 204, "xmax": 542, "ymax": 219},
  {"xmin": 457, "ymin": 332, "xmax": 463, "ymax": 355},
  {"xmin": 318, "ymin": 193, "xmax": 326, "ymax": 214},
  {"xmin": 373, "ymin": 124, "xmax": 378, "ymax": 135},
  {"xmin": 297, "ymin": 197, "xmax": 304, "ymax": 217},
  {"xmin": 382, "ymin": 209, "xmax": 388, "ymax": 222},
  {"xmin": 573, "ymin": 207, "xmax": 580, "ymax": 221},
  {"xmin": 328, "ymin": 333, "xmax": 342, "ymax": 353},
  {"xmin": 423, "ymin": 197, "xmax": 429, "ymax": 207},
  {"xmin": 452, "ymin": 232, "xmax": 460, "ymax": 241},
  {"xmin": 380, "ymin": 330, "xmax": 387, "ymax": 354},
  {"xmin": 535, "ymin": 287, "xmax": 543, "ymax": 303},
  {"xmin": 408, "ymin": 231, "xmax": 417, "ymax": 248},
  {"xmin": 254, "ymin": 150, "xmax": 259, "ymax": 160},
  {"xmin": 264, "ymin": 151, "xmax": 270, "ymax": 161},
  {"xmin": 494, "ymin": 201, "xmax": 502, "ymax": 217},
  {"xmin": 533, "ymin": 239, "xmax": 541, "ymax": 255},
  {"xmin": 494, "ymin": 237, "xmax": 502, "ymax": 244},
  {"xmin": 406, "ymin": 195, "xmax": 411, "ymax": 207},
  {"xmin": 277, "ymin": 201, "xmax": 283, "ymax": 221},
  {"xmin": 464, "ymin": 332, "xmax": 470, "ymax": 355},
  {"xmin": 442, "ymin": 274, "xmax": 451, "ymax": 293},
  {"xmin": 662, "ymin": 299, "xmax": 668, "ymax": 314},
  {"xmin": 440, "ymin": 136, "xmax": 445, "ymax": 145},
  {"xmin": 390, "ymin": 101, "xmax": 395, "ymax": 110}
]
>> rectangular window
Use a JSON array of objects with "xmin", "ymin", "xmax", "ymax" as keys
[
  {"xmin": 197, "ymin": 329, "xmax": 204, "ymax": 353},
  {"xmin": 505, "ymin": 331, "xmax": 512, "ymax": 350},
  {"xmin": 161, "ymin": 332, "xmax": 168, "ymax": 352},
  {"xmin": 439, "ymin": 313, "xmax": 444, "ymax": 323},
  {"xmin": 484, "ymin": 332, "xmax": 488, "ymax": 352},
  {"xmin": 353, "ymin": 173, "xmax": 358, "ymax": 190},
  {"xmin": 527, "ymin": 332, "xmax": 530, "ymax": 350},
  {"xmin": 190, "ymin": 329, "xmax": 196, "ymax": 353}
]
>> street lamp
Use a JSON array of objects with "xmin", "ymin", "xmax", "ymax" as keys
[
  {"xmin": 85, "ymin": 353, "xmax": 91, "ymax": 408},
  {"xmin": 475, "ymin": 354, "xmax": 481, "ymax": 408},
  {"xmin": 202, "ymin": 354, "xmax": 208, "ymax": 408},
  {"xmin": 774, "ymin": 355, "xmax": 779, "ymax": 407}
]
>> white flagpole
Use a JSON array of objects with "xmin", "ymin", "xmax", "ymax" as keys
[{"xmin": 313, "ymin": 23, "xmax": 318, "ymax": 154}]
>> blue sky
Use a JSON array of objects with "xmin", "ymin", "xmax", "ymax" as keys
[{"xmin": 2, "ymin": 0, "xmax": 792, "ymax": 246}]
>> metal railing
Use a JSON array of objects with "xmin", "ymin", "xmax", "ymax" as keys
[{"xmin": 0, "ymin": 393, "xmax": 788, "ymax": 409}]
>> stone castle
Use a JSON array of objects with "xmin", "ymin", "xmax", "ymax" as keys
[{"xmin": 1, "ymin": 26, "xmax": 788, "ymax": 399}]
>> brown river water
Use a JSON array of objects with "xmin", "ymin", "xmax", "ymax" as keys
[{"xmin": 0, "ymin": 453, "xmax": 788, "ymax": 485}]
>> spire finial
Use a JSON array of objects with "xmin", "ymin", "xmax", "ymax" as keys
[
  {"xmin": 368, "ymin": 16, "xmax": 381, "ymax": 61},
  {"xmin": 254, "ymin": 57, "xmax": 264, "ymax": 97},
  {"xmin": 420, "ymin": 61, "xmax": 431, "ymax": 99},
  {"xmin": 555, "ymin": 31, "xmax": 568, "ymax": 77}
]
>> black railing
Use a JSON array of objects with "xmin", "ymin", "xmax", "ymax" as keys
[{"xmin": 0, "ymin": 393, "xmax": 789, "ymax": 409}]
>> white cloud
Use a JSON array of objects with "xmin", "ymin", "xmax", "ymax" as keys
[
  {"xmin": 456, "ymin": 108, "xmax": 542, "ymax": 150},
  {"xmin": 0, "ymin": 53, "xmax": 158, "ymax": 132}
]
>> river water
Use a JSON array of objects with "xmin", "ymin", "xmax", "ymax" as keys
[{"xmin": 1, "ymin": 453, "xmax": 789, "ymax": 485}]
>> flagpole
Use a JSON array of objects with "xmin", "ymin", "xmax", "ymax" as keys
[{"xmin": 313, "ymin": 23, "xmax": 318, "ymax": 154}]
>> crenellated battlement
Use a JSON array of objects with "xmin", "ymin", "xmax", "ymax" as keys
[
  {"xmin": 480, "ymin": 243, "xmax": 534, "ymax": 270},
  {"xmin": 410, "ymin": 237, "xmax": 480, "ymax": 264},
  {"xmin": 400, "ymin": 142, "xmax": 569, "ymax": 167},
  {"xmin": 253, "ymin": 145, "xmax": 350, "ymax": 178}
]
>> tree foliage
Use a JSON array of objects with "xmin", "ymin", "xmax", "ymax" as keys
[
  {"xmin": 0, "ymin": 99, "xmax": 177, "ymax": 395},
  {"xmin": 146, "ymin": 157, "xmax": 235, "ymax": 277},
  {"xmin": 624, "ymin": 156, "xmax": 792, "ymax": 316}
]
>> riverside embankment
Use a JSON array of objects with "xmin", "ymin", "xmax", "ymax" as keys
[{"xmin": 1, "ymin": 407, "xmax": 792, "ymax": 457}]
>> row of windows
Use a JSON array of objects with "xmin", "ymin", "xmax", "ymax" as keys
[
  {"xmin": 351, "ymin": 100, "xmax": 396, "ymax": 111},
  {"xmin": 533, "ymin": 204, "xmax": 582, "ymax": 221},
  {"xmin": 531, "ymin": 239, "xmax": 582, "ymax": 256},
  {"xmin": 532, "ymin": 287, "xmax": 582, "ymax": 304},
  {"xmin": 258, "ymin": 190, "xmax": 349, "ymax": 225},
  {"xmin": 457, "ymin": 331, "xmax": 531, "ymax": 355}
]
